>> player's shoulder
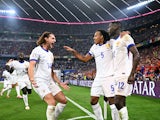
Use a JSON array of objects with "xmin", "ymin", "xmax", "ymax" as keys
[
  {"xmin": 104, "ymin": 41, "xmax": 112, "ymax": 49},
  {"xmin": 90, "ymin": 44, "xmax": 97, "ymax": 49},
  {"xmin": 31, "ymin": 46, "xmax": 42, "ymax": 54},
  {"xmin": 33, "ymin": 46, "xmax": 41, "ymax": 51},
  {"xmin": 120, "ymin": 32, "xmax": 133, "ymax": 42}
]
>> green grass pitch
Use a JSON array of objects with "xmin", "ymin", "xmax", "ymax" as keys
[{"xmin": 0, "ymin": 83, "xmax": 159, "ymax": 120}]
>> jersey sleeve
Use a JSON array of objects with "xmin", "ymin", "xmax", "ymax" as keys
[
  {"xmin": 123, "ymin": 34, "xmax": 135, "ymax": 49},
  {"xmin": 88, "ymin": 44, "xmax": 95, "ymax": 57},
  {"xmin": 29, "ymin": 48, "xmax": 40, "ymax": 62}
]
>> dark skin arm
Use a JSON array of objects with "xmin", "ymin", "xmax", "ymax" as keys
[
  {"xmin": 63, "ymin": 46, "xmax": 93, "ymax": 62},
  {"xmin": 128, "ymin": 45, "xmax": 140, "ymax": 84}
]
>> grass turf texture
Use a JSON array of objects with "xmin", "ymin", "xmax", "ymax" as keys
[{"xmin": 0, "ymin": 84, "xmax": 159, "ymax": 120}]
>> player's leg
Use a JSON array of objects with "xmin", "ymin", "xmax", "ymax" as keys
[
  {"xmin": 91, "ymin": 96, "xmax": 104, "ymax": 120},
  {"xmin": 6, "ymin": 88, "xmax": 11, "ymax": 98},
  {"xmin": 108, "ymin": 97, "xmax": 120, "ymax": 120},
  {"xmin": 114, "ymin": 76, "xmax": 132, "ymax": 120},
  {"xmin": 1, "ymin": 85, "xmax": 11, "ymax": 96},
  {"xmin": 115, "ymin": 95, "xmax": 128, "ymax": 120},
  {"xmin": 91, "ymin": 80, "xmax": 104, "ymax": 120},
  {"xmin": 54, "ymin": 91, "xmax": 67, "ymax": 120},
  {"xmin": 26, "ymin": 80, "xmax": 32, "ymax": 95},
  {"xmin": 33, "ymin": 80, "xmax": 56, "ymax": 120},
  {"xmin": 6, "ymin": 84, "xmax": 12, "ymax": 98},
  {"xmin": 21, "ymin": 86, "xmax": 30, "ymax": 110},
  {"xmin": 0, "ymin": 81, "xmax": 8, "ymax": 96},
  {"xmin": 49, "ymin": 81, "xmax": 67, "ymax": 120},
  {"xmin": 15, "ymin": 84, "xmax": 22, "ymax": 98},
  {"xmin": 44, "ymin": 93, "xmax": 56, "ymax": 120},
  {"xmin": 102, "ymin": 76, "xmax": 120, "ymax": 120}
]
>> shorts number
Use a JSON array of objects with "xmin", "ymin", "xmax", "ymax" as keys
[
  {"xmin": 111, "ymin": 84, "xmax": 114, "ymax": 92},
  {"xmin": 118, "ymin": 82, "xmax": 124, "ymax": 89}
]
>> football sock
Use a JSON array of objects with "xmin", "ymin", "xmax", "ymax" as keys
[
  {"xmin": 119, "ymin": 107, "xmax": 128, "ymax": 120},
  {"xmin": 92, "ymin": 103, "xmax": 104, "ymax": 120},
  {"xmin": 46, "ymin": 105, "xmax": 55, "ymax": 120},
  {"xmin": 7, "ymin": 89, "xmax": 11, "ymax": 97},
  {"xmin": 110, "ymin": 104, "xmax": 120, "ymax": 120},
  {"xmin": 54, "ymin": 103, "xmax": 66, "ymax": 119},
  {"xmin": 23, "ymin": 94, "xmax": 29, "ymax": 107},
  {"xmin": 16, "ymin": 85, "xmax": 21, "ymax": 96}
]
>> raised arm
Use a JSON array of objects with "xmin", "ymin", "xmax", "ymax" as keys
[{"xmin": 63, "ymin": 46, "xmax": 93, "ymax": 62}]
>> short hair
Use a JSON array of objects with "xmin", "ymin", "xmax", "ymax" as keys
[
  {"xmin": 97, "ymin": 30, "xmax": 110, "ymax": 44},
  {"xmin": 36, "ymin": 31, "xmax": 53, "ymax": 46},
  {"xmin": 111, "ymin": 21, "xmax": 121, "ymax": 27}
]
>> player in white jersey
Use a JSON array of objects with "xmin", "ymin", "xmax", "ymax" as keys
[
  {"xmin": 0, "ymin": 65, "xmax": 13, "ymax": 98},
  {"xmin": 28, "ymin": 31, "xmax": 69, "ymax": 120},
  {"xmin": 64, "ymin": 30, "xmax": 119, "ymax": 120},
  {"xmin": 6, "ymin": 60, "xmax": 22, "ymax": 99},
  {"xmin": 9, "ymin": 53, "xmax": 32, "ymax": 110},
  {"xmin": 108, "ymin": 22, "xmax": 140, "ymax": 120},
  {"xmin": 11, "ymin": 70, "xmax": 22, "ymax": 98}
]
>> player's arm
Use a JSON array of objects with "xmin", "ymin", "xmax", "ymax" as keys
[
  {"xmin": 63, "ymin": 46, "xmax": 93, "ymax": 62},
  {"xmin": 28, "ymin": 60, "xmax": 38, "ymax": 87},
  {"xmin": 128, "ymin": 46, "xmax": 140, "ymax": 84},
  {"xmin": 51, "ymin": 67, "xmax": 70, "ymax": 90}
]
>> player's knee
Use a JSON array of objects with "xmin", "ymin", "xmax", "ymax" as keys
[
  {"xmin": 90, "ymin": 97, "xmax": 99, "ymax": 105},
  {"xmin": 60, "ymin": 97, "xmax": 68, "ymax": 104},
  {"xmin": 108, "ymin": 97, "xmax": 115, "ymax": 105},
  {"xmin": 104, "ymin": 96, "xmax": 108, "ymax": 102},
  {"xmin": 115, "ymin": 95, "xmax": 126, "ymax": 110},
  {"xmin": 22, "ymin": 87, "xmax": 28, "ymax": 94},
  {"xmin": 27, "ymin": 89, "xmax": 32, "ymax": 94}
]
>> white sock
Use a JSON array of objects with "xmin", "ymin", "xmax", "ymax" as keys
[
  {"xmin": 16, "ymin": 86, "xmax": 21, "ymax": 96},
  {"xmin": 2, "ymin": 86, "xmax": 11, "ymax": 93},
  {"xmin": 7, "ymin": 89, "xmax": 11, "ymax": 96},
  {"xmin": 92, "ymin": 103, "xmax": 104, "ymax": 120},
  {"xmin": 23, "ymin": 94, "xmax": 29, "ymax": 107},
  {"xmin": 54, "ymin": 103, "xmax": 66, "ymax": 119},
  {"xmin": 119, "ymin": 107, "xmax": 129, "ymax": 120},
  {"xmin": 46, "ymin": 105, "xmax": 56, "ymax": 120},
  {"xmin": 110, "ymin": 104, "xmax": 120, "ymax": 120}
]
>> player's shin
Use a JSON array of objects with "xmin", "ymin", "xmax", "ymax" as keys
[
  {"xmin": 119, "ymin": 107, "xmax": 128, "ymax": 120},
  {"xmin": 110, "ymin": 104, "xmax": 120, "ymax": 120},
  {"xmin": 92, "ymin": 103, "xmax": 104, "ymax": 120},
  {"xmin": 54, "ymin": 103, "xmax": 66, "ymax": 119},
  {"xmin": 46, "ymin": 105, "xmax": 56, "ymax": 120}
]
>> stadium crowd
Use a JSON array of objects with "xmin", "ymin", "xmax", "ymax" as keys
[{"xmin": 0, "ymin": 12, "xmax": 160, "ymax": 81}]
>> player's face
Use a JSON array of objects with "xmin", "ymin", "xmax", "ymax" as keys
[
  {"xmin": 108, "ymin": 23, "xmax": 119, "ymax": 36},
  {"xmin": 93, "ymin": 31, "xmax": 103, "ymax": 44},
  {"xmin": 18, "ymin": 53, "xmax": 24, "ymax": 60},
  {"xmin": 46, "ymin": 34, "xmax": 56, "ymax": 49}
]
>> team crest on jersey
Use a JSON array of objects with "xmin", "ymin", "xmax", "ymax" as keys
[
  {"xmin": 116, "ymin": 41, "xmax": 120, "ymax": 47},
  {"xmin": 105, "ymin": 43, "xmax": 110, "ymax": 48}
]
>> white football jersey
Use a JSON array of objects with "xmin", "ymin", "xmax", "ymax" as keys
[
  {"xmin": 2, "ymin": 70, "xmax": 12, "ymax": 81},
  {"xmin": 111, "ymin": 34, "xmax": 135, "ymax": 77},
  {"xmin": 9, "ymin": 60, "xmax": 29, "ymax": 76},
  {"xmin": 89, "ymin": 41, "xmax": 114, "ymax": 78},
  {"xmin": 29, "ymin": 46, "xmax": 54, "ymax": 81}
]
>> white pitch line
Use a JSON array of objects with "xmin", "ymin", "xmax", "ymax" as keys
[
  {"xmin": 67, "ymin": 116, "xmax": 93, "ymax": 120},
  {"xmin": 66, "ymin": 97, "xmax": 96, "ymax": 120}
]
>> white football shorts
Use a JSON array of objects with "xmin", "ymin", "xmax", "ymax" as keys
[
  {"xmin": 33, "ymin": 79, "xmax": 61, "ymax": 99},
  {"xmin": 114, "ymin": 76, "xmax": 133, "ymax": 97},
  {"xmin": 91, "ymin": 76, "xmax": 115, "ymax": 97}
]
